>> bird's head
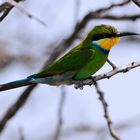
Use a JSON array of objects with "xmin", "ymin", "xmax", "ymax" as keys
[{"xmin": 86, "ymin": 24, "xmax": 139, "ymax": 50}]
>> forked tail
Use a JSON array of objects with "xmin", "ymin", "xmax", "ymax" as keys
[{"xmin": 0, "ymin": 78, "xmax": 34, "ymax": 92}]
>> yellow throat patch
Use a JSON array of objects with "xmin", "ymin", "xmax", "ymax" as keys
[{"xmin": 99, "ymin": 37, "xmax": 120, "ymax": 50}]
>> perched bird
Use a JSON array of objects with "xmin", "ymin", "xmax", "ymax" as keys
[{"xmin": 0, "ymin": 25, "xmax": 139, "ymax": 91}]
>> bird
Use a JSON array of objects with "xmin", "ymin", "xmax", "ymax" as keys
[{"xmin": 0, "ymin": 24, "xmax": 139, "ymax": 91}]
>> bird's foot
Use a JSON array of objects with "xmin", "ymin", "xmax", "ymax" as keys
[
  {"xmin": 74, "ymin": 81, "xmax": 84, "ymax": 90},
  {"xmin": 91, "ymin": 77, "xmax": 96, "ymax": 85}
]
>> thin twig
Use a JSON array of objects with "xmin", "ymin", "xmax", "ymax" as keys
[
  {"xmin": 0, "ymin": 0, "xmax": 47, "ymax": 26},
  {"xmin": 107, "ymin": 59, "xmax": 117, "ymax": 69},
  {"xmin": 0, "ymin": 2, "xmax": 14, "ymax": 21},
  {"xmin": 94, "ymin": 60, "xmax": 140, "ymax": 81},
  {"xmin": 94, "ymin": 0, "xmax": 131, "ymax": 13},
  {"xmin": 54, "ymin": 117, "xmax": 140, "ymax": 139},
  {"xmin": 94, "ymin": 82, "xmax": 121, "ymax": 140},
  {"xmin": 132, "ymin": 0, "xmax": 140, "ymax": 7},
  {"xmin": 54, "ymin": 86, "xmax": 66, "ymax": 140},
  {"xmin": 93, "ymin": 14, "xmax": 140, "ymax": 21},
  {"xmin": 7, "ymin": 0, "xmax": 47, "ymax": 26},
  {"xmin": 73, "ymin": 0, "xmax": 132, "ymax": 37},
  {"xmin": 0, "ymin": 0, "xmax": 24, "ymax": 22}
]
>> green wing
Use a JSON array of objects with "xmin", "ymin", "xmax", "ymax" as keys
[{"xmin": 31, "ymin": 46, "xmax": 95, "ymax": 78}]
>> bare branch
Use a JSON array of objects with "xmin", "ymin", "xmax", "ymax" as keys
[
  {"xmin": 54, "ymin": 117, "xmax": 140, "ymax": 139},
  {"xmin": 7, "ymin": 0, "xmax": 47, "ymax": 26},
  {"xmin": 0, "ymin": 0, "xmax": 47, "ymax": 26},
  {"xmin": 131, "ymin": 0, "xmax": 140, "ymax": 7},
  {"xmin": 72, "ymin": 0, "xmax": 132, "ymax": 37},
  {"xmin": 0, "ymin": 0, "xmax": 23, "ymax": 22},
  {"xmin": 94, "ymin": 0, "xmax": 131, "ymax": 13},
  {"xmin": 93, "ymin": 14, "xmax": 140, "ymax": 21},
  {"xmin": 94, "ymin": 60, "xmax": 140, "ymax": 81},
  {"xmin": 107, "ymin": 59, "xmax": 117, "ymax": 69},
  {"xmin": 54, "ymin": 86, "xmax": 66, "ymax": 140},
  {"xmin": 94, "ymin": 82, "xmax": 121, "ymax": 140}
]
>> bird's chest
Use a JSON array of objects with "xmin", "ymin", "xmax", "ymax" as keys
[
  {"xmin": 86, "ymin": 48, "xmax": 108, "ymax": 72},
  {"xmin": 74, "ymin": 46, "xmax": 108, "ymax": 80}
]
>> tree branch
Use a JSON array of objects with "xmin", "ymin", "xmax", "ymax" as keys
[
  {"xmin": 0, "ymin": 0, "xmax": 24, "ymax": 22},
  {"xmin": 93, "ymin": 14, "xmax": 140, "ymax": 21},
  {"xmin": 94, "ymin": 82, "xmax": 121, "ymax": 140},
  {"xmin": 131, "ymin": 0, "xmax": 140, "ymax": 7},
  {"xmin": 54, "ymin": 117, "xmax": 140, "ymax": 139},
  {"xmin": 7, "ymin": 0, "xmax": 47, "ymax": 26},
  {"xmin": 107, "ymin": 59, "xmax": 117, "ymax": 69}
]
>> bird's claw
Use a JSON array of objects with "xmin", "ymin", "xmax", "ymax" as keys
[
  {"xmin": 74, "ymin": 81, "xmax": 84, "ymax": 90},
  {"xmin": 91, "ymin": 77, "xmax": 96, "ymax": 85}
]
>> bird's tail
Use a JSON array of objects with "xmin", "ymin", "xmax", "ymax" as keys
[{"xmin": 0, "ymin": 78, "xmax": 34, "ymax": 92}]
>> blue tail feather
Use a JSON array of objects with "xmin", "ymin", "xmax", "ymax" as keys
[{"xmin": 0, "ymin": 78, "xmax": 34, "ymax": 92}]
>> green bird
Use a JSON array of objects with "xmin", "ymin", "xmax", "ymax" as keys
[{"xmin": 0, "ymin": 25, "xmax": 139, "ymax": 91}]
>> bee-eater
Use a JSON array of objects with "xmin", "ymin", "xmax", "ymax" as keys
[{"xmin": 0, "ymin": 25, "xmax": 139, "ymax": 91}]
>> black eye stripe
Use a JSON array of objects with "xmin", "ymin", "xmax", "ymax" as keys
[
  {"xmin": 92, "ymin": 32, "xmax": 139, "ymax": 41},
  {"xmin": 92, "ymin": 33, "xmax": 117, "ymax": 41}
]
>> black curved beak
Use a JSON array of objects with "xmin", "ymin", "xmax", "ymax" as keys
[{"xmin": 116, "ymin": 32, "xmax": 140, "ymax": 37}]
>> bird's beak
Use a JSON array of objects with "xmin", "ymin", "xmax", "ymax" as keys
[{"xmin": 116, "ymin": 32, "xmax": 140, "ymax": 37}]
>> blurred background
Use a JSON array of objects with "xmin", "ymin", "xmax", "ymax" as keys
[{"xmin": 0, "ymin": 0, "xmax": 140, "ymax": 140}]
